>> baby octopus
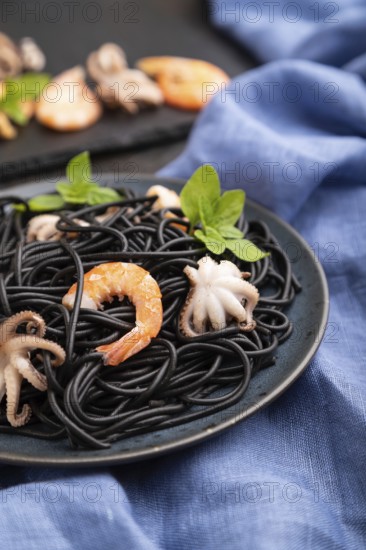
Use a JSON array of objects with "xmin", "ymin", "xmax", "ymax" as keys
[
  {"xmin": 0, "ymin": 311, "xmax": 65, "ymax": 427},
  {"xmin": 179, "ymin": 257, "xmax": 259, "ymax": 337}
]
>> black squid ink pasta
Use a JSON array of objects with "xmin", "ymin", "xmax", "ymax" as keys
[{"xmin": 0, "ymin": 188, "xmax": 301, "ymax": 450}]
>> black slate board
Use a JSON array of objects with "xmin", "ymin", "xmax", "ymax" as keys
[{"xmin": 0, "ymin": 0, "xmax": 254, "ymax": 181}]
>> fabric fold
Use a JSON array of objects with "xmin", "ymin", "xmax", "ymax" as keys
[{"xmin": 208, "ymin": 0, "xmax": 366, "ymax": 68}]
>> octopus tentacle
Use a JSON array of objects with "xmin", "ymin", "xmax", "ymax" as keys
[
  {"xmin": 192, "ymin": 288, "xmax": 208, "ymax": 335},
  {"xmin": 26, "ymin": 315, "xmax": 47, "ymax": 338},
  {"xmin": 178, "ymin": 289, "xmax": 197, "ymax": 337},
  {"xmin": 242, "ymin": 298, "xmax": 258, "ymax": 327},
  {"xmin": 215, "ymin": 277, "xmax": 259, "ymax": 326},
  {"xmin": 197, "ymin": 256, "xmax": 217, "ymax": 284},
  {"xmin": 206, "ymin": 293, "xmax": 226, "ymax": 332},
  {"xmin": 216, "ymin": 260, "xmax": 242, "ymax": 278},
  {"xmin": 14, "ymin": 354, "xmax": 47, "ymax": 391},
  {"xmin": 183, "ymin": 266, "xmax": 200, "ymax": 286},
  {"xmin": 0, "ymin": 311, "xmax": 46, "ymax": 343},
  {"xmin": 0, "ymin": 367, "xmax": 5, "ymax": 403},
  {"xmin": 215, "ymin": 288, "xmax": 248, "ymax": 322},
  {"xmin": 215, "ymin": 277, "xmax": 255, "ymax": 294},
  {"xmin": 5, "ymin": 335, "xmax": 66, "ymax": 367},
  {"xmin": 4, "ymin": 364, "xmax": 32, "ymax": 428}
]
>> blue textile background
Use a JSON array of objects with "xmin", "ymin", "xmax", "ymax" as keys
[
  {"xmin": 207, "ymin": 0, "xmax": 366, "ymax": 67},
  {"xmin": 1, "ymin": 1, "xmax": 366, "ymax": 548}
]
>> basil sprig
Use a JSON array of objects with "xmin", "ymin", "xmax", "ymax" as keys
[
  {"xmin": 22, "ymin": 152, "xmax": 122, "ymax": 212},
  {"xmin": 180, "ymin": 165, "xmax": 269, "ymax": 262}
]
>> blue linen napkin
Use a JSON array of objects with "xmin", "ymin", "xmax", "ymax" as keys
[
  {"xmin": 207, "ymin": 0, "xmax": 366, "ymax": 67},
  {"xmin": 2, "ymin": 5, "xmax": 366, "ymax": 549}
]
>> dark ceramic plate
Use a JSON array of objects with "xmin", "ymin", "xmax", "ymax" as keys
[{"xmin": 0, "ymin": 175, "xmax": 329, "ymax": 466}]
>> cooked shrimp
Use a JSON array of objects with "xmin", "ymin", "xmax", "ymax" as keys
[
  {"xmin": 35, "ymin": 66, "xmax": 102, "ymax": 132},
  {"xmin": 62, "ymin": 262, "xmax": 163, "ymax": 366},
  {"xmin": 136, "ymin": 56, "xmax": 229, "ymax": 111}
]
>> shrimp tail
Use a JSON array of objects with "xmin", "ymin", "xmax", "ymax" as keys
[{"xmin": 96, "ymin": 324, "xmax": 151, "ymax": 366}]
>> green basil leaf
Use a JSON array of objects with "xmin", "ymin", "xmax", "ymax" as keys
[
  {"xmin": 180, "ymin": 165, "xmax": 221, "ymax": 228},
  {"xmin": 0, "ymin": 101, "xmax": 28, "ymax": 125},
  {"xmin": 56, "ymin": 182, "xmax": 72, "ymax": 196},
  {"xmin": 61, "ymin": 195, "xmax": 88, "ymax": 205},
  {"xmin": 198, "ymin": 195, "xmax": 215, "ymax": 229},
  {"xmin": 194, "ymin": 227, "xmax": 226, "ymax": 255},
  {"xmin": 1, "ymin": 80, "xmax": 21, "ymax": 102},
  {"xmin": 25, "ymin": 151, "xmax": 123, "ymax": 213},
  {"xmin": 0, "ymin": 73, "xmax": 50, "ymax": 125},
  {"xmin": 66, "ymin": 151, "xmax": 93, "ymax": 184},
  {"xmin": 15, "ymin": 73, "xmax": 51, "ymax": 97},
  {"xmin": 225, "ymin": 239, "xmax": 269, "ymax": 262},
  {"xmin": 214, "ymin": 190, "xmax": 245, "ymax": 226},
  {"xmin": 86, "ymin": 187, "xmax": 121, "ymax": 205},
  {"xmin": 12, "ymin": 203, "xmax": 28, "ymax": 212},
  {"xmin": 28, "ymin": 194, "xmax": 66, "ymax": 212},
  {"xmin": 217, "ymin": 225, "xmax": 244, "ymax": 239},
  {"xmin": 56, "ymin": 180, "xmax": 98, "ymax": 203}
]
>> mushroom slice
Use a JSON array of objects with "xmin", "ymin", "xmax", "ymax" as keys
[
  {"xmin": 87, "ymin": 43, "xmax": 127, "ymax": 82},
  {"xmin": 26, "ymin": 214, "xmax": 90, "ymax": 242},
  {"xmin": 35, "ymin": 66, "xmax": 102, "ymax": 132},
  {"xmin": 27, "ymin": 214, "xmax": 63, "ymax": 242},
  {"xmin": 0, "ymin": 33, "xmax": 22, "ymax": 79},
  {"xmin": 95, "ymin": 206, "xmax": 120, "ymax": 223},
  {"xmin": 87, "ymin": 43, "xmax": 163, "ymax": 114},
  {"xmin": 146, "ymin": 185, "xmax": 181, "ymax": 211},
  {"xmin": 19, "ymin": 37, "xmax": 46, "ymax": 72},
  {"xmin": 146, "ymin": 185, "xmax": 187, "ymax": 231},
  {"xmin": 103, "ymin": 69, "xmax": 164, "ymax": 113}
]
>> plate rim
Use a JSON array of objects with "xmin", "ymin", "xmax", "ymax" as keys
[{"xmin": 0, "ymin": 174, "xmax": 329, "ymax": 467}]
